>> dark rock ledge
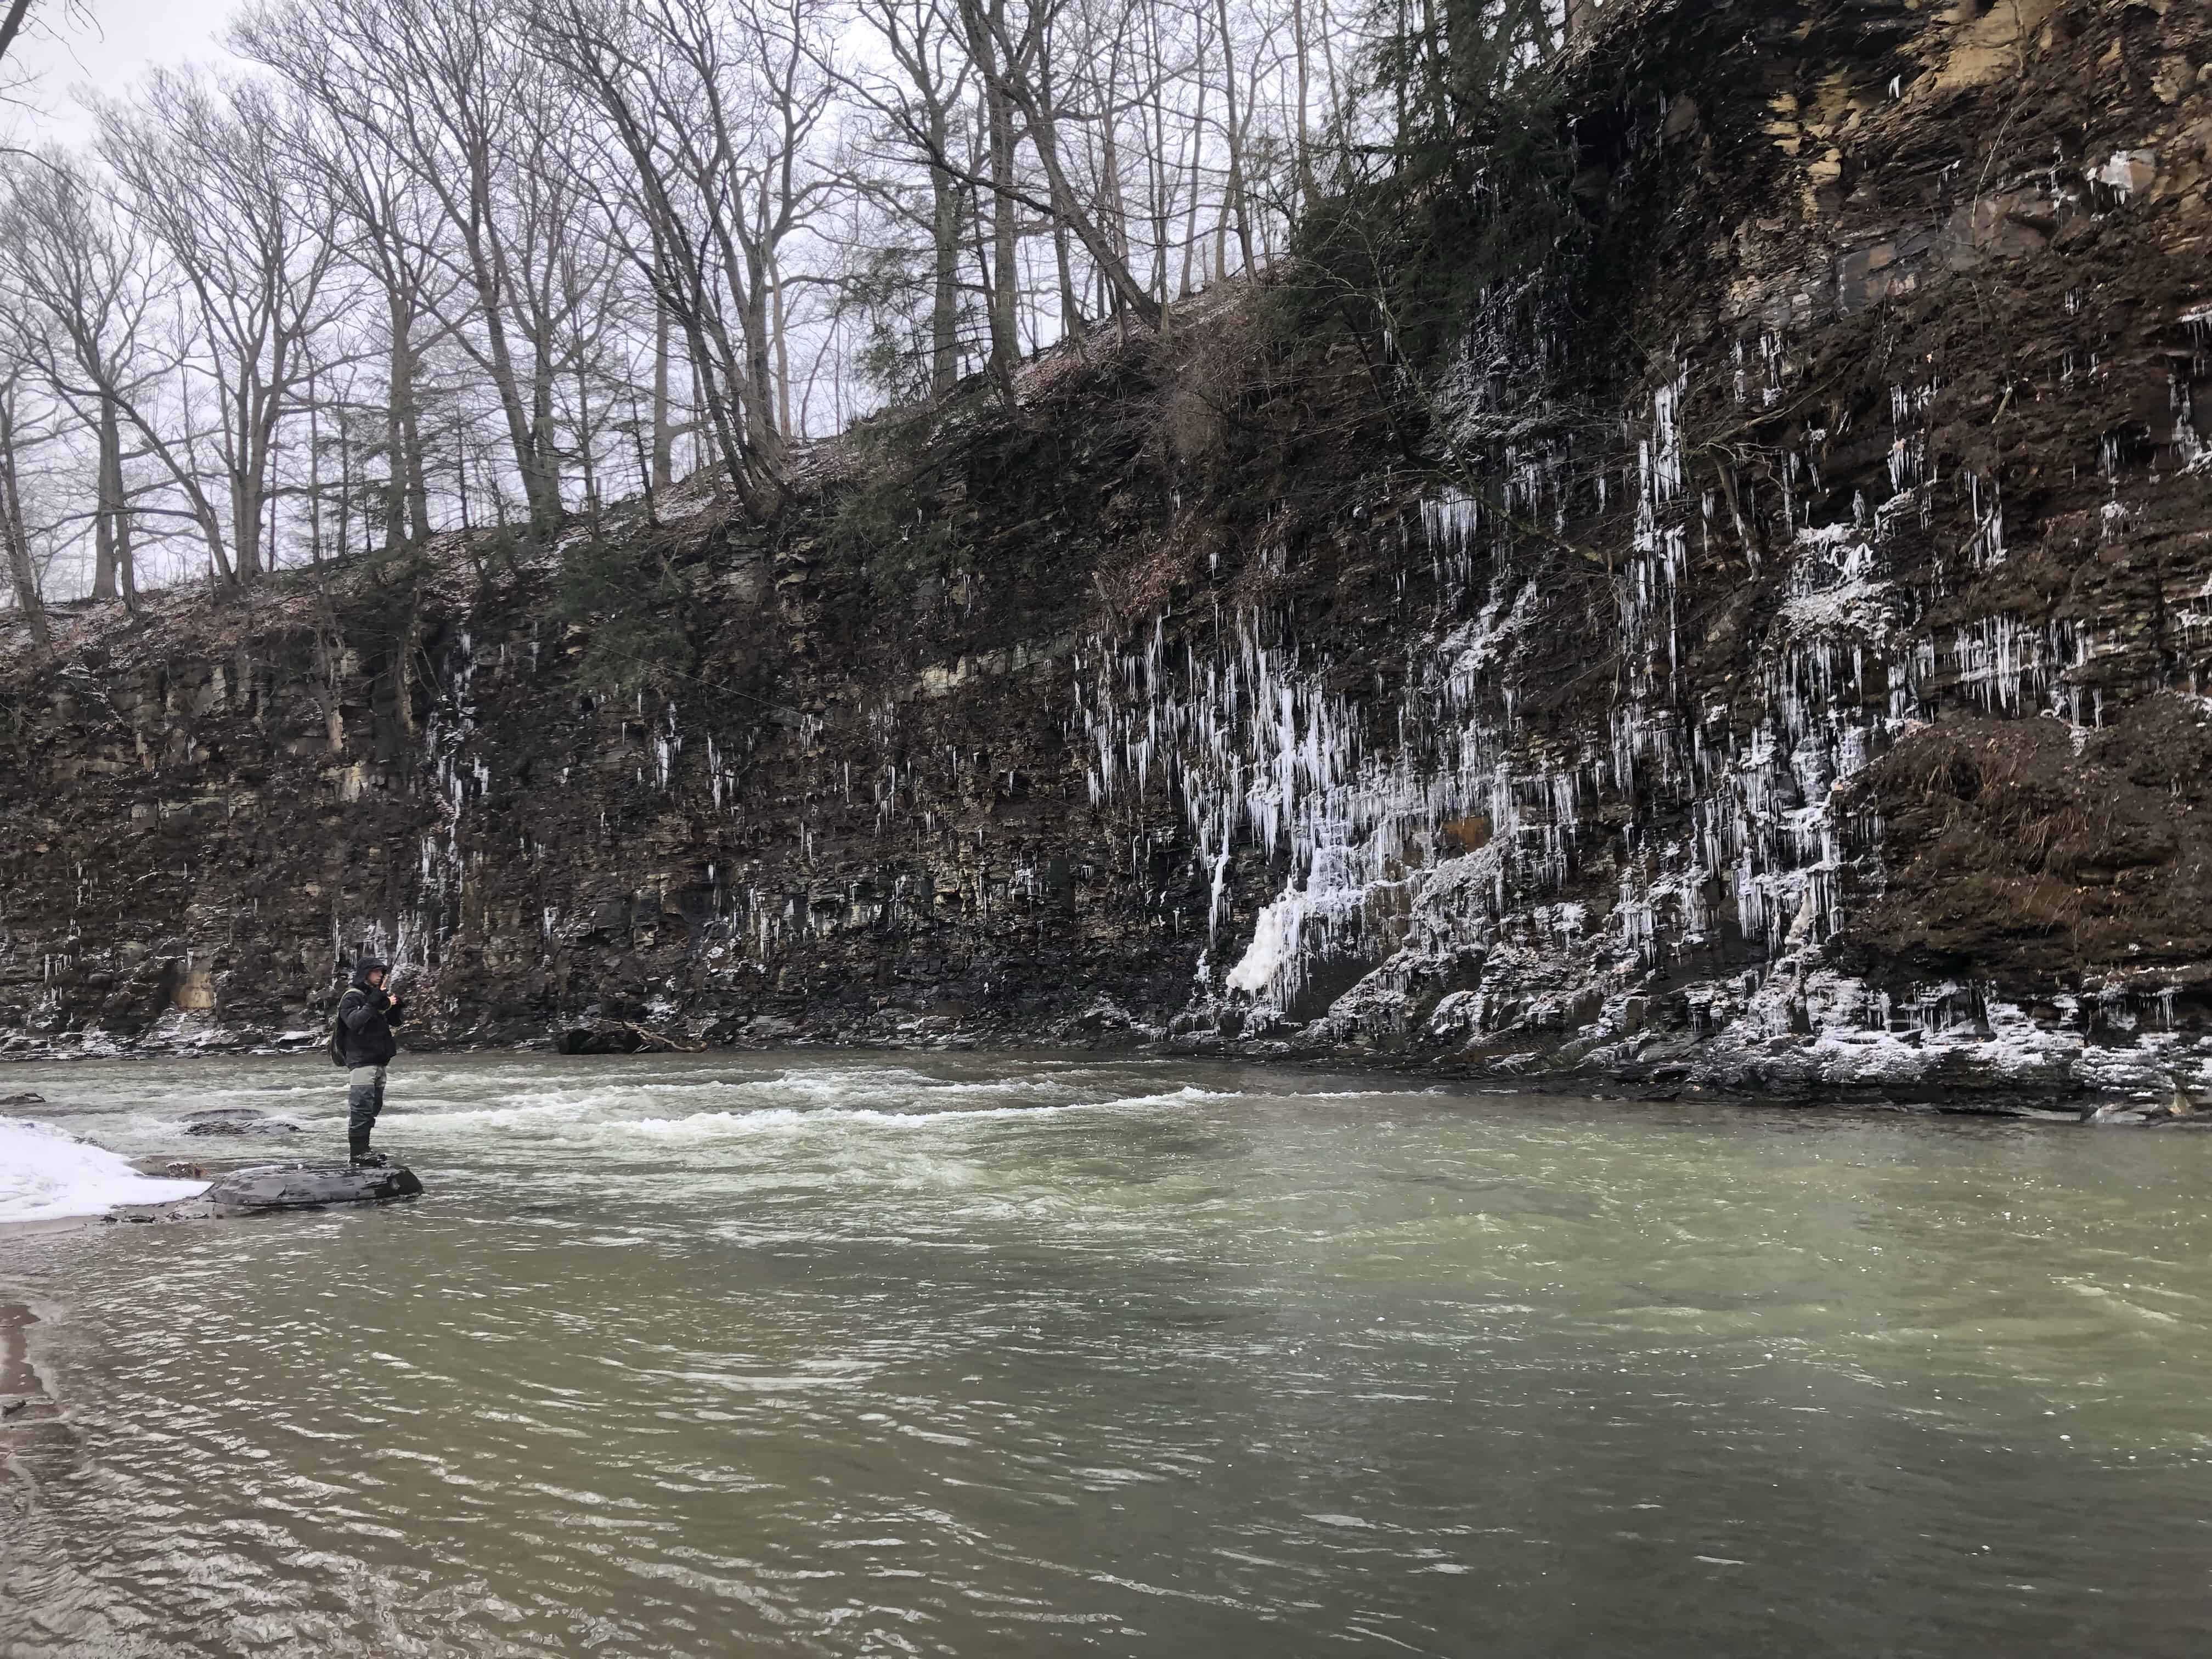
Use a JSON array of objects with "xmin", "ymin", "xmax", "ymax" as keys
[{"xmin": 111, "ymin": 1158, "xmax": 424, "ymax": 1220}]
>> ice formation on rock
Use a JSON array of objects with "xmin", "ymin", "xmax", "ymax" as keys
[{"xmin": 1077, "ymin": 334, "xmax": 2159, "ymax": 1088}]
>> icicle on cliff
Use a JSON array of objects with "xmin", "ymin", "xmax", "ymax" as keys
[{"xmin": 3, "ymin": 0, "xmax": 2210, "ymax": 1105}]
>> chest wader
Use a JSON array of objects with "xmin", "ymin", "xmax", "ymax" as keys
[{"xmin": 347, "ymin": 1064, "xmax": 388, "ymax": 1165}]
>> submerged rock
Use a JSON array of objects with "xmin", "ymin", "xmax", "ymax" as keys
[
  {"xmin": 556, "ymin": 1023, "xmax": 647, "ymax": 1056},
  {"xmin": 204, "ymin": 1161, "xmax": 424, "ymax": 1210},
  {"xmin": 181, "ymin": 1108, "xmax": 302, "ymax": 1137}
]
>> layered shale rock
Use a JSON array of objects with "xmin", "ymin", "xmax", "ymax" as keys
[{"xmin": 3, "ymin": 0, "xmax": 2209, "ymax": 1107}]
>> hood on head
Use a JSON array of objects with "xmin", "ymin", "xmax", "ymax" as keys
[{"xmin": 351, "ymin": 958, "xmax": 390, "ymax": 988}]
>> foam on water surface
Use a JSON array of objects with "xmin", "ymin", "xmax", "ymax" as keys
[
  {"xmin": 614, "ymin": 1086, "xmax": 1229, "ymax": 1139},
  {"xmin": 0, "ymin": 1056, "xmax": 1430, "ymax": 1215},
  {"xmin": 0, "ymin": 1115, "xmax": 211, "ymax": 1222}
]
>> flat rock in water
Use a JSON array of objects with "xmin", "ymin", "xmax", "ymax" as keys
[
  {"xmin": 0, "ymin": 1091, "xmax": 46, "ymax": 1107},
  {"xmin": 181, "ymin": 1108, "xmax": 302, "ymax": 1137},
  {"xmin": 204, "ymin": 1161, "xmax": 423, "ymax": 1210}
]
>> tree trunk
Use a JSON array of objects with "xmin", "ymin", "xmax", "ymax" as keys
[
  {"xmin": 0, "ymin": 395, "xmax": 50, "ymax": 651},
  {"xmin": 386, "ymin": 292, "xmax": 414, "ymax": 555},
  {"xmin": 109, "ymin": 414, "xmax": 137, "ymax": 610},
  {"xmin": 116, "ymin": 510, "xmax": 136, "ymax": 608},
  {"xmin": 771, "ymin": 252, "xmax": 792, "ymax": 441},
  {"xmin": 652, "ymin": 298, "xmax": 675, "ymax": 490},
  {"xmin": 513, "ymin": 313, "xmax": 565, "ymax": 534},
  {"xmin": 575, "ymin": 356, "xmax": 600, "ymax": 522},
  {"xmin": 336, "ymin": 420, "xmax": 354, "ymax": 566},
  {"xmin": 740, "ymin": 251, "xmax": 782, "ymax": 461},
  {"xmin": 954, "ymin": 0, "xmax": 1023, "ymax": 376},
  {"xmin": 233, "ymin": 429, "xmax": 265, "ymax": 580},
  {"xmin": 1291, "ymin": 0, "xmax": 1318, "ymax": 212},
  {"xmin": 1180, "ymin": 40, "xmax": 1207, "ymax": 298},
  {"xmin": 465, "ymin": 163, "xmax": 562, "ymax": 539},
  {"xmin": 1036, "ymin": 42, "xmax": 1083, "ymax": 341},
  {"xmin": 985, "ymin": 80, "xmax": 1022, "ymax": 375},
  {"xmin": 403, "ymin": 384, "xmax": 432, "ymax": 548},
  {"xmin": 1215, "ymin": 0, "xmax": 1256, "ymax": 277},
  {"xmin": 307, "ymin": 366, "xmax": 324, "ymax": 567},
  {"xmin": 93, "ymin": 400, "xmax": 123, "ymax": 600},
  {"xmin": 929, "ymin": 109, "xmax": 961, "ymax": 399},
  {"xmin": 1098, "ymin": 96, "xmax": 1133, "ymax": 300}
]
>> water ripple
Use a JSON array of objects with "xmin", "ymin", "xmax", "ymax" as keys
[{"xmin": 2, "ymin": 1051, "xmax": 2210, "ymax": 1655}]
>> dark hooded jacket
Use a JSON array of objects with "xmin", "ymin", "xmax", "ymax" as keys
[{"xmin": 337, "ymin": 961, "xmax": 405, "ymax": 1068}]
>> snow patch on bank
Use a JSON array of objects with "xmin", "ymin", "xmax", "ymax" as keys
[{"xmin": 0, "ymin": 1116, "xmax": 210, "ymax": 1222}]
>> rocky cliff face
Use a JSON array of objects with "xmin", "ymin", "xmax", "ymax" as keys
[{"xmin": 4, "ymin": 0, "xmax": 2209, "ymax": 1106}]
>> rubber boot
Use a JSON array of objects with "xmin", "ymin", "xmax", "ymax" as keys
[{"xmin": 346, "ymin": 1070, "xmax": 388, "ymax": 1167}]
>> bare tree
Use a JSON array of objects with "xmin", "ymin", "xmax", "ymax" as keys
[
  {"xmin": 287, "ymin": 0, "xmax": 601, "ymax": 539},
  {"xmin": 534, "ymin": 0, "xmax": 840, "ymax": 514},
  {"xmin": 235, "ymin": 3, "xmax": 475, "ymax": 557},
  {"xmin": 0, "ymin": 0, "xmax": 87, "ymax": 91},
  {"xmin": 99, "ymin": 71, "xmax": 343, "ymax": 585},
  {"xmin": 966, "ymin": 0, "xmax": 1163, "ymax": 326},
  {"xmin": 0, "ymin": 367, "xmax": 51, "ymax": 647},
  {"xmin": 843, "ymin": 0, "xmax": 973, "ymax": 399},
  {"xmin": 0, "ymin": 0, "xmax": 1507, "ymax": 609},
  {"xmin": 0, "ymin": 152, "xmax": 155, "ymax": 603},
  {"xmin": 0, "ymin": 0, "xmax": 35, "ymax": 75}
]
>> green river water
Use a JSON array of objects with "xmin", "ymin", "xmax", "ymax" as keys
[{"xmin": 1, "ymin": 1052, "xmax": 2208, "ymax": 1656}]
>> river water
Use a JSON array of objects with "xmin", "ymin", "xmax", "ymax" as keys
[{"xmin": 1, "ymin": 1052, "xmax": 2208, "ymax": 1656}]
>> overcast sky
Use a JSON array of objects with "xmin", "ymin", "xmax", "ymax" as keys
[{"xmin": 8, "ymin": 0, "xmax": 245, "ymax": 148}]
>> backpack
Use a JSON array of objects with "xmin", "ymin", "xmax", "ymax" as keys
[{"xmin": 328, "ymin": 989, "xmax": 360, "ymax": 1068}]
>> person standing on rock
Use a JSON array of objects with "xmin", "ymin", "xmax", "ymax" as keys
[{"xmin": 336, "ymin": 960, "xmax": 406, "ymax": 1167}]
